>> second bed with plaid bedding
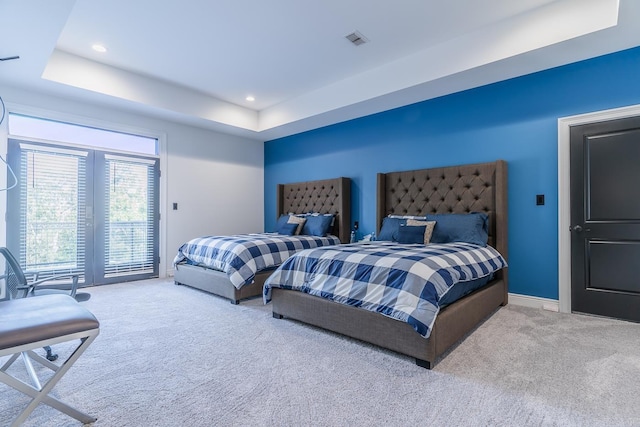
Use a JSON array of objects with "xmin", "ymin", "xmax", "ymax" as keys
[
  {"xmin": 173, "ymin": 233, "xmax": 341, "ymax": 289},
  {"xmin": 263, "ymin": 241, "xmax": 507, "ymax": 338}
]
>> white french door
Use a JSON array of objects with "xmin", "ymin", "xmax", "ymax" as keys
[{"xmin": 6, "ymin": 139, "xmax": 159, "ymax": 285}]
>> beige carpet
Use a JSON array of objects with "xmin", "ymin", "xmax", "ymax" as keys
[{"xmin": 1, "ymin": 278, "xmax": 639, "ymax": 426}]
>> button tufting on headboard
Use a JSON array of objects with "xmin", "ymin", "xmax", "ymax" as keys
[
  {"xmin": 377, "ymin": 161, "xmax": 505, "ymax": 249},
  {"xmin": 277, "ymin": 177, "xmax": 352, "ymax": 243}
]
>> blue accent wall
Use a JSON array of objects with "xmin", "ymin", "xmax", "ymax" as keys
[{"xmin": 264, "ymin": 46, "xmax": 640, "ymax": 300}]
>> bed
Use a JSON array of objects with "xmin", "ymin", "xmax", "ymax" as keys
[
  {"xmin": 173, "ymin": 177, "xmax": 351, "ymax": 304},
  {"xmin": 265, "ymin": 160, "xmax": 508, "ymax": 369}
]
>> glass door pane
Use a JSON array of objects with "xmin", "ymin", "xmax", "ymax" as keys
[
  {"xmin": 97, "ymin": 154, "xmax": 159, "ymax": 283},
  {"xmin": 7, "ymin": 141, "xmax": 90, "ymax": 283}
]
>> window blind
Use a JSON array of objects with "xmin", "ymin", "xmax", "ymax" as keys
[
  {"xmin": 103, "ymin": 155, "xmax": 157, "ymax": 277},
  {"xmin": 18, "ymin": 144, "xmax": 87, "ymax": 279}
]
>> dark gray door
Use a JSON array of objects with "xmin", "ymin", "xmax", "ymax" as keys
[{"xmin": 570, "ymin": 116, "xmax": 640, "ymax": 322}]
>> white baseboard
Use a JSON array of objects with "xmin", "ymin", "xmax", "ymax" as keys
[{"xmin": 508, "ymin": 293, "xmax": 559, "ymax": 312}]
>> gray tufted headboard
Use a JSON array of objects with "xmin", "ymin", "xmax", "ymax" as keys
[
  {"xmin": 277, "ymin": 177, "xmax": 351, "ymax": 244},
  {"xmin": 376, "ymin": 161, "xmax": 508, "ymax": 292}
]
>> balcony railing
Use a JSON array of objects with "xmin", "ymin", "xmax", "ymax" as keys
[
  {"xmin": 106, "ymin": 220, "xmax": 150, "ymax": 265},
  {"xmin": 26, "ymin": 221, "xmax": 79, "ymax": 272},
  {"xmin": 25, "ymin": 220, "xmax": 151, "ymax": 272}
]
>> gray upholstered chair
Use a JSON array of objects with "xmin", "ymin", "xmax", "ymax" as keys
[
  {"xmin": 0, "ymin": 247, "xmax": 99, "ymax": 425},
  {"xmin": 0, "ymin": 247, "xmax": 91, "ymax": 361},
  {"xmin": 0, "ymin": 294, "xmax": 100, "ymax": 425}
]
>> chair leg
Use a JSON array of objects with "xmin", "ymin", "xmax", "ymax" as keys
[
  {"xmin": 44, "ymin": 345, "xmax": 58, "ymax": 362},
  {"xmin": 1, "ymin": 353, "xmax": 20, "ymax": 371},
  {"xmin": 20, "ymin": 353, "xmax": 42, "ymax": 390},
  {"xmin": 1, "ymin": 331, "xmax": 99, "ymax": 426},
  {"xmin": 25, "ymin": 350, "xmax": 59, "ymax": 371},
  {"xmin": 0, "ymin": 329, "xmax": 99, "ymax": 427}
]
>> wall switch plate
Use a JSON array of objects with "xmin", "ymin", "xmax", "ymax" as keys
[{"xmin": 536, "ymin": 194, "xmax": 545, "ymax": 205}]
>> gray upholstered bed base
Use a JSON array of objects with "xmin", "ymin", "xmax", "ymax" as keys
[
  {"xmin": 174, "ymin": 263, "xmax": 269, "ymax": 304},
  {"xmin": 270, "ymin": 160, "xmax": 508, "ymax": 369},
  {"xmin": 272, "ymin": 278, "xmax": 506, "ymax": 369}
]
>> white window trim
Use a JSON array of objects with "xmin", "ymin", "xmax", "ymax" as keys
[
  {"xmin": 19, "ymin": 142, "xmax": 89, "ymax": 157},
  {"xmin": 1, "ymin": 102, "xmax": 168, "ymax": 279}
]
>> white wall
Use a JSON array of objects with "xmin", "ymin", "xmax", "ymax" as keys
[{"xmin": 0, "ymin": 85, "xmax": 264, "ymax": 277}]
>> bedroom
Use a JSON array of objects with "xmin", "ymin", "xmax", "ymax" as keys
[{"xmin": 1, "ymin": 0, "xmax": 640, "ymax": 425}]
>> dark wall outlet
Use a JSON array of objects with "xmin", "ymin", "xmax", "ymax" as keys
[
  {"xmin": 536, "ymin": 194, "xmax": 545, "ymax": 206},
  {"xmin": 172, "ymin": 202, "xmax": 178, "ymax": 210}
]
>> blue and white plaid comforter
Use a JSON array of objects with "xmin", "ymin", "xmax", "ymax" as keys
[
  {"xmin": 173, "ymin": 233, "xmax": 341, "ymax": 289},
  {"xmin": 263, "ymin": 242, "xmax": 507, "ymax": 338}
]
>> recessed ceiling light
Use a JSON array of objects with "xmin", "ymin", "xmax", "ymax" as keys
[
  {"xmin": 92, "ymin": 44, "xmax": 107, "ymax": 53},
  {"xmin": 246, "ymin": 96, "xmax": 255, "ymax": 102}
]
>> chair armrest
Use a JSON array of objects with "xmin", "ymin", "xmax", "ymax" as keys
[
  {"xmin": 29, "ymin": 274, "xmax": 80, "ymax": 297},
  {"xmin": 15, "ymin": 284, "xmax": 33, "ymax": 298},
  {"xmin": 23, "ymin": 270, "xmax": 40, "ymax": 282}
]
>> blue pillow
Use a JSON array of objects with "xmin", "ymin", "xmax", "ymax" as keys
[
  {"xmin": 302, "ymin": 214, "xmax": 334, "ymax": 237},
  {"xmin": 275, "ymin": 214, "xmax": 291, "ymax": 231},
  {"xmin": 396, "ymin": 225, "xmax": 426, "ymax": 244},
  {"xmin": 425, "ymin": 212, "xmax": 489, "ymax": 246},
  {"xmin": 277, "ymin": 222, "xmax": 298, "ymax": 236},
  {"xmin": 377, "ymin": 217, "xmax": 407, "ymax": 241}
]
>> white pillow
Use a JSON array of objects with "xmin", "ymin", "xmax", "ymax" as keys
[{"xmin": 388, "ymin": 214, "xmax": 427, "ymax": 220}]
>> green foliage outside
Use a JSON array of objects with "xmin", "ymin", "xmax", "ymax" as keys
[
  {"xmin": 25, "ymin": 153, "xmax": 152, "ymax": 273},
  {"xmin": 25, "ymin": 152, "xmax": 81, "ymax": 271},
  {"xmin": 107, "ymin": 160, "xmax": 151, "ymax": 268}
]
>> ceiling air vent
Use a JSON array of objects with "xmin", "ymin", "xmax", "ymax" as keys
[{"xmin": 345, "ymin": 31, "xmax": 368, "ymax": 46}]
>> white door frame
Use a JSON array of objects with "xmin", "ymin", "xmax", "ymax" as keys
[{"xmin": 557, "ymin": 103, "xmax": 640, "ymax": 313}]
